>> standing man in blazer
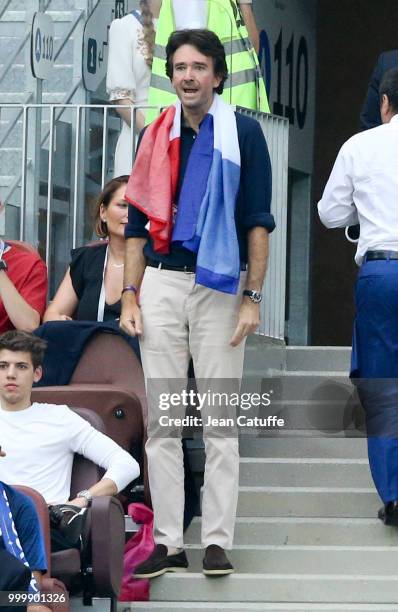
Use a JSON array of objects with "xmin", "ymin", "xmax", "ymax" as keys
[{"xmin": 360, "ymin": 49, "xmax": 398, "ymax": 130}]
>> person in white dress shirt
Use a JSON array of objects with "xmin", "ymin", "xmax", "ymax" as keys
[
  {"xmin": 318, "ymin": 68, "xmax": 398, "ymax": 527},
  {"xmin": 106, "ymin": 0, "xmax": 259, "ymax": 177}
]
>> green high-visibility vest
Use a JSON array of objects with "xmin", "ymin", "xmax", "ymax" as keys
[{"xmin": 145, "ymin": 0, "xmax": 270, "ymax": 124}]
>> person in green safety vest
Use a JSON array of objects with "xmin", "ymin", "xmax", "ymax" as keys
[
  {"xmin": 146, "ymin": 0, "xmax": 269, "ymax": 123},
  {"xmin": 106, "ymin": 0, "xmax": 268, "ymax": 176}
]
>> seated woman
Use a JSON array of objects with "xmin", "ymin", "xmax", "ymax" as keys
[
  {"xmin": 42, "ymin": 176, "xmax": 198, "ymax": 527},
  {"xmin": 44, "ymin": 176, "xmax": 129, "ymax": 323}
]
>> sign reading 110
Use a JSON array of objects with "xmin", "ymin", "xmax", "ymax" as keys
[{"xmin": 259, "ymin": 28, "xmax": 309, "ymax": 129}]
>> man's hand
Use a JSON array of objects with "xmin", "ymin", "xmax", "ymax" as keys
[
  {"xmin": 120, "ymin": 300, "xmax": 143, "ymax": 337},
  {"xmin": 230, "ymin": 300, "xmax": 260, "ymax": 347},
  {"xmin": 120, "ymin": 237, "xmax": 147, "ymax": 337}
]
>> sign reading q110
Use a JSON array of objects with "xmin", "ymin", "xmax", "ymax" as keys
[{"xmin": 31, "ymin": 12, "xmax": 54, "ymax": 80}]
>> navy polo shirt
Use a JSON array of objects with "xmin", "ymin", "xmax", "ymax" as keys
[
  {"xmin": 125, "ymin": 112, "xmax": 275, "ymax": 266},
  {"xmin": 0, "ymin": 482, "xmax": 47, "ymax": 573}
]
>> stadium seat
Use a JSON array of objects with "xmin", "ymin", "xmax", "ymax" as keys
[{"xmin": 31, "ymin": 332, "xmax": 149, "ymax": 504}]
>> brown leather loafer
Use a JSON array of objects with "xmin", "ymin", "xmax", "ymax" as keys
[
  {"xmin": 202, "ymin": 544, "xmax": 234, "ymax": 576},
  {"xmin": 134, "ymin": 544, "xmax": 188, "ymax": 579}
]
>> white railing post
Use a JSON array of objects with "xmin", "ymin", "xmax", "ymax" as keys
[
  {"xmin": 45, "ymin": 105, "xmax": 55, "ymax": 273},
  {"xmin": 19, "ymin": 106, "xmax": 29, "ymax": 241}
]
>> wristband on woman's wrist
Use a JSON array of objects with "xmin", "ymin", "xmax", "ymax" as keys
[{"xmin": 122, "ymin": 284, "xmax": 138, "ymax": 296}]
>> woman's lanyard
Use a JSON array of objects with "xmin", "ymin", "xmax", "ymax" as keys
[{"xmin": 97, "ymin": 245, "xmax": 109, "ymax": 322}]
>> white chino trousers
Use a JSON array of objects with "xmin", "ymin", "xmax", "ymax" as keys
[{"xmin": 139, "ymin": 266, "xmax": 246, "ymax": 549}]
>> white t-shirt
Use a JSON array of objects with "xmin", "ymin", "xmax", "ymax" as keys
[{"xmin": 0, "ymin": 402, "xmax": 139, "ymax": 504}]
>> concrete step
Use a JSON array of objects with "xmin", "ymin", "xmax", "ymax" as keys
[
  {"xmin": 184, "ymin": 517, "xmax": 398, "ymax": 546},
  {"xmin": 0, "ymin": 37, "xmax": 23, "ymax": 59},
  {"xmin": 286, "ymin": 347, "xmax": 351, "ymax": 372},
  {"xmin": 146, "ymin": 573, "xmax": 398, "ymax": 604},
  {"xmin": 243, "ymin": 342, "xmax": 351, "ymax": 377},
  {"xmin": 239, "ymin": 457, "xmax": 373, "ymax": 487},
  {"xmin": 183, "ymin": 545, "xmax": 398, "ymax": 575},
  {"xmin": 236, "ymin": 486, "xmax": 379, "ymax": 517},
  {"xmin": 260, "ymin": 372, "xmax": 353, "ymax": 398},
  {"xmin": 237, "ymin": 375, "xmax": 361, "ymax": 434},
  {"xmin": 127, "ymin": 604, "xmax": 398, "ymax": 611},
  {"xmin": 0, "ymin": 36, "xmax": 74, "ymax": 63},
  {"xmin": 0, "ymin": 64, "xmax": 73, "ymax": 92},
  {"xmin": 0, "ymin": 92, "xmax": 67, "ymax": 104},
  {"xmin": 0, "ymin": 150, "xmax": 22, "ymax": 175},
  {"xmin": 238, "ymin": 436, "xmax": 368, "ymax": 459},
  {"xmin": 1, "ymin": 9, "xmax": 75, "ymax": 23},
  {"xmin": 189, "ymin": 447, "xmax": 371, "ymax": 478},
  {"xmin": 0, "ymin": 119, "xmax": 51, "ymax": 144},
  {"xmin": 243, "ymin": 336, "xmax": 286, "ymax": 375}
]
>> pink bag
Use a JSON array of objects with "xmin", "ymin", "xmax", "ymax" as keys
[{"xmin": 119, "ymin": 502, "xmax": 155, "ymax": 602}]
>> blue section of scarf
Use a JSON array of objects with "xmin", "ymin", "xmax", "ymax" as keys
[{"xmin": 172, "ymin": 113, "xmax": 241, "ymax": 294}]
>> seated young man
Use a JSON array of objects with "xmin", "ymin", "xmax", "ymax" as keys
[
  {"xmin": 0, "ymin": 331, "xmax": 140, "ymax": 541},
  {"xmin": 0, "ymin": 477, "xmax": 47, "ymax": 612},
  {"xmin": 0, "ymin": 217, "xmax": 47, "ymax": 333}
]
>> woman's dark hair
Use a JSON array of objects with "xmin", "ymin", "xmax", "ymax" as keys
[
  {"xmin": 93, "ymin": 175, "xmax": 129, "ymax": 238},
  {"xmin": 380, "ymin": 68, "xmax": 398, "ymax": 114},
  {"xmin": 0, "ymin": 331, "xmax": 47, "ymax": 369},
  {"xmin": 165, "ymin": 29, "xmax": 228, "ymax": 95}
]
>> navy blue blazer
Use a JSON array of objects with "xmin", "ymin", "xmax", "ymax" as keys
[{"xmin": 360, "ymin": 50, "xmax": 398, "ymax": 130}]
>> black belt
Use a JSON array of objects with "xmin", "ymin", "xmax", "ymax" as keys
[
  {"xmin": 147, "ymin": 259, "xmax": 247, "ymax": 272},
  {"xmin": 365, "ymin": 251, "xmax": 398, "ymax": 261}
]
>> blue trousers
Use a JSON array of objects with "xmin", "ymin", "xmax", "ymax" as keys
[{"xmin": 352, "ymin": 259, "xmax": 398, "ymax": 502}]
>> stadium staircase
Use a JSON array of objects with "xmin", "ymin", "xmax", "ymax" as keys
[
  {"xmin": 126, "ymin": 343, "xmax": 398, "ymax": 612},
  {"xmin": 0, "ymin": 1, "xmax": 78, "ymax": 200}
]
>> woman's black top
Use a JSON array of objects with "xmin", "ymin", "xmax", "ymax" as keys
[{"xmin": 70, "ymin": 243, "xmax": 121, "ymax": 321}]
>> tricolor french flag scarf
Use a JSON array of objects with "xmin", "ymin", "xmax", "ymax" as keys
[
  {"xmin": 0, "ymin": 482, "xmax": 40, "ymax": 593},
  {"xmin": 125, "ymin": 94, "xmax": 241, "ymax": 294}
]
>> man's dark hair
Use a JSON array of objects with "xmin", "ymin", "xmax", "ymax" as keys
[
  {"xmin": 0, "ymin": 331, "xmax": 47, "ymax": 369},
  {"xmin": 165, "ymin": 29, "xmax": 228, "ymax": 95},
  {"xmin": 380, "ymin": 68, "xmax": 398, "ymax": 114}
]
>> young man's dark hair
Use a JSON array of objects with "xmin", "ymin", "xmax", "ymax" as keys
[
  {"xmin": 379, "ymin": 67, "xmax": 398, "ymax": 113},
  {"xmin": 165, "ymin": 29, "xmax": 228, "ymax": 95},
  {"xmin": 0, "ymin": 330, "xmax": 46, "ymax": 369}
]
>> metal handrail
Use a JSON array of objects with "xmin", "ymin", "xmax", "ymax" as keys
[
  {"xmin": 2, "ymin": 79, "xmax": 83, "ymax": 205},
  {"xmin": 0, "ymin": 0, "xmax": 13, "ymax": 23},
  {"xmin": 52, "ymin": 9, "xmax": 84, "ymax": 63},
  {"xmin": 0, "ymin": 91, "xmax": 33, "ymax": 150},
  {"xmin": 0, "ymin": 6, "xmax": 83, "ymax": 152}
]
